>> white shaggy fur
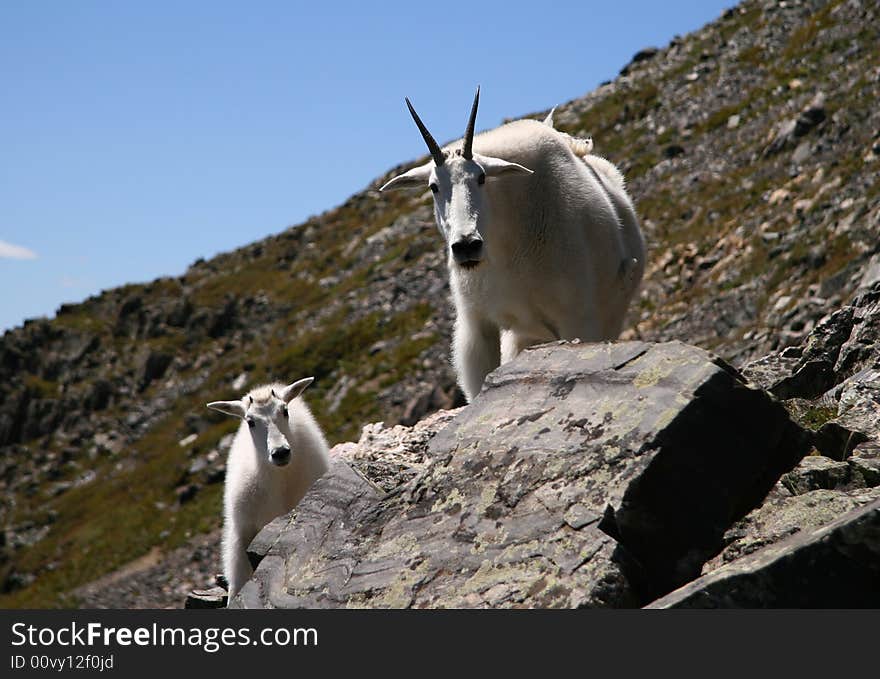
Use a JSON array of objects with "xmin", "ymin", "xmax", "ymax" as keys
[
  {"xmin": 207, "ymin": 378, "xmax": 329, "ymax": 604},
  {"xmin": 544, "ymin": 108, "xmax": 595, "ymax": 159},
  {"xmin": 382, "ymin": 94, "xmax": 646, "ymax": 401}
]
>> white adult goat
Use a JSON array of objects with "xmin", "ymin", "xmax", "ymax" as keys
[
  {"xmin": 207, "ymin": 377, "xmax": 329, "ymax": 604},
  {"xmin": 381, "ymin": 88, "xmax": 646, "ymax": 401}
]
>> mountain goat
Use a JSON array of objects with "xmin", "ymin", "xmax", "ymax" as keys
[
  {"xmin": 207, "ymin": 377, "xmax": 329, "ymax": 604},
  {"xmin": 381, "ymin": 88, "xmax": 646, "ymax": 401}
]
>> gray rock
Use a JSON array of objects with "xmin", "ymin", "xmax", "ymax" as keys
[
  {"xmin": 85, "ymin": 379, "xmax": 114, "ymax": 411},
  {"xmin": 646, "ymin": 496, "xmax": 880, "ymax": 608},
  {"xmin": 184, "ymin": 586, "xmax": 227, "ymax": 609},
  {"xmin": 770, "ymin": 306, "xmax": 855, "ymax": 399},
  {"xmin": 233, "ymin": 340, "xmax": 810, "ymax": 608},
  {"xmin": 813, "ymin": 420, "xmax": 869, "ymax": 460},
  {"xmin": 740, "ymin": 353, "xmax": 800, "ymax": 391},
  {"xmin": 207, "ymin": 296, "xmax": 238, "ymax": 339},
  {"xmin": 704, "ymin": 484, "xmax": 880, "ymax": 571},
  {"xmin": 324, "ymin": 409, "xmax": 461, "ymax": 496},
  {"xmin": 781, "ymin": 455, "xmax": 851, "ymax": 494},
  {"xmin": 664, "ymin": 144, "xmax": 686, "ymax": 158},
  {"xmin": 175, "ymin": 483, "xmax": 199, "ymax": 505},
  {"xmin": 751, "ymin": 283, "xmax": 880, "ymax": 401},
  {"xmin": 850, "ymin": 456, "xmax": 880, "ymax": 487},
  {"xmin": 138, "ymin": 351, "xmax": 173, "ymax": 392},
  {"xmin": 859, "ymin": 254, "xmax": 880, "ymax": 290},
  {"xmin": 794, "ymin": 92, "xmax": 826, "ymax": 136},
  {"xmin": 399, "ymin": 385, "xmax": 456, "ymax": 427},
  {"xmin": 792, "ymin": 140, "xmax": 812, "ymax": 164},
  {"xmin": 763, "ymin": 92, "xmax": 827, "ymax": 157},
  {"xmin": 631, "ymin": 47, "xmax": 659, "ymax": 62},
  {"xmin": 234, "ymin": 458, "xmax": 387, "ymax": 609}
]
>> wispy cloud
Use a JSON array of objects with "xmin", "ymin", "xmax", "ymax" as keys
[{"xmin": 0, "ymin": 240, "xmax": 38, "ymax": 260}]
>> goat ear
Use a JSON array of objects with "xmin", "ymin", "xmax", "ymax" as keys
[
  {"xmin": 542, "ymin": 107, "xmax": 556, "ymax": 127},
  {"xmin": 477, "ymin": 154, "xmax": 534, "ymax": 177},
  {"xmin": 207, "ymin": 400, "xmax": 246, "ymax": 418},
  {"xmin": 279, "ymin": 377, "xmax": 314, "ymax": 403},
  {"xmin": 379, "ymin": 162, "xmax": 433, "ymax": 191}
]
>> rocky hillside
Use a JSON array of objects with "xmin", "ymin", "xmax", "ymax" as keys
[{"xmin": 1, "ymin": 0, "xmax": 878, "ymax": 607}]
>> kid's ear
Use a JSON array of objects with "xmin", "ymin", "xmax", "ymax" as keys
[
  {"xmin": 206, "ymin": 400, "xmax": 246, "ymax": 418},
  {"xmin": 279, "ymin": 377, "xmax": 315, "ymax": 403}
]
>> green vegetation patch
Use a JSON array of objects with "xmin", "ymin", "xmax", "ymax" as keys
[{"xmin": 785, "ymin": 400, "xmax": 837, "ymax": 432}]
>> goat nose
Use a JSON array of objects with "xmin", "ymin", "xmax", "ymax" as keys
[
  {"xmin": 270, "ymin": 446, "xmax": 291, "ymax": 465},
  {"xmin": 451, "ymin": 237, "xmax": 483, "ymax": 262}
]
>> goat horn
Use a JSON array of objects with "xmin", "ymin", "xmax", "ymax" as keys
[
  {"xmin": 462, "ymin": 85, "xmax": 480, "ymax": 160},
  {"xmin": 405, "ymin": 97, "xmax": 445, "ymax": 166}
]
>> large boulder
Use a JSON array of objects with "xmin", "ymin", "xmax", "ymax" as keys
[
  {"xmin": 646, "ymin": 497, "xmax": 880, "ymax": 608},
  {"xmin": 232, "ymin": 340, "xmax": 810, "ymax": 608},
  {"xmin": 702, "ymin": 485, "xmax": 880, "ymax": 572},
  {"xmin": 745, "ymin": 282, "xmax": 880, "ymax": 409},
  {"xmin": 644, "ymin": 283, "xmax": 880, "ymax": 607}
]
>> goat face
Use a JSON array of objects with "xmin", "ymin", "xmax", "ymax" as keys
[
  {"xmin": 431, "ymin": 152, "xmax": 533, "ymax": 269},
  {"xmin": 207, "ymin": 377, "xmax": 314, "ymax": 468},
  {"xmin": 379, "ymin": 88, "xmax": 532, "ymax": 270},
  {"xmin": 432, "ymin": 153, "xmax": 486, "ymax": 268},
  {"xmin": 244, "ymin": 399, "xmax": 292, "ymax": 467}
]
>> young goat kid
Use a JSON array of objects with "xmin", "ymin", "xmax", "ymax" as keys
[
  {"xmin": 381, "ymin": 88, "xmax": 646, "ymax": 401},
  {"xmin": 207, "ymin": 377, "xmax": 329, "ymax": 604}
]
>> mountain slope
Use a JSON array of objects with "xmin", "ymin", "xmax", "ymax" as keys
[{"xmin": 1, "ymin": 0, "xmax": 878, "ymax": 607}]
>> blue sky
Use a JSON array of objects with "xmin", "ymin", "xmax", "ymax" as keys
[{"xmin": 0, "ymin": 0, "xmax": 734, "ymax": 332}]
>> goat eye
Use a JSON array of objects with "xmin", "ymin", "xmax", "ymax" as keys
[
  {"xmin": 282, "ymin": 407, "xmax": 288, "ymax": 418},
  {"xmin": 429, "ymin": 183, "xmax": 438, "ymax": 194},
  {"xmin": 477, "ymin": 173, "xmax": 485, "ymax": 185},
  {"xmin": 246, "ymin": 418, "xmax": 255, "ymax": 428}
]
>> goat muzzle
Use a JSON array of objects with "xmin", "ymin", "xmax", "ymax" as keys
[
  {"xmin": 451, "ymin": 237, "xmax": 484, "ymax": 266},
  {"xmin": 269, "ymin": 446, "xmax": 291, "ymax": 467}
]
